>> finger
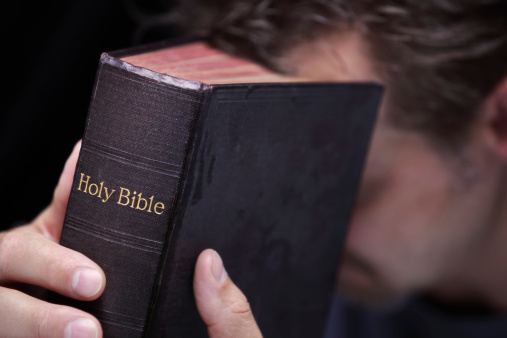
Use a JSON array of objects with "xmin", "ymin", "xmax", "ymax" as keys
[
  {"xmin": 0, "ymin": 226, "xmax": 105, "ymax": 300},
  {"xmin": 35, "ymin": 140, "xmax": 81, "ymax": 242},
  {"xmin": 194, "ymin": 249, "xmax": 262, "ymax": 338},
  {"xmin": 0, "ymin": 286, "xmax": 102, "ymax": 338}
]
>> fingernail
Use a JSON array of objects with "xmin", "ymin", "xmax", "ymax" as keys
[
  {"xmin": 72, "ymin": 268, "xmax": 103, "ymax": 297},
  {"xmin": 64, "ymin": 318, "xmax": 98, "ymax": 338},
  {"xmin": 211, "ymin": 250, "xmax": 228, "ymax": 283}
]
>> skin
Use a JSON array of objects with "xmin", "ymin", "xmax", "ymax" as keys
[
  {"xmin": 0, "ymin": 141, "xmax": 260, "ymax": 338},
  {"xmin": 292, "ymin": 32, "xmax": 507, "ymax": 309},
  {"xmin": 1, "ymin": 31, "xmax": 507, "ymax": 336}
]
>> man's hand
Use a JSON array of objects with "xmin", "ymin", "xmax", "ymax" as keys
[
  {"xmin": 0, "ymin": 141, "xmax": 104, "ymax": 337},
  {"xmin": 194, "ymin": 249, "xmax": 263, "ymax": 338},
  {"xmin": 1, "ymin": 141, "xmax": 262, "ymax": 337}
]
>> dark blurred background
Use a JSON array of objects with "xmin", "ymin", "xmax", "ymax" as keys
[{"xmin": 1, "ymin": 0, "xmax": 177, "ymax": 228}]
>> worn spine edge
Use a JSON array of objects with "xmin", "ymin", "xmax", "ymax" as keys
[{"xmin": 101, "ymin": 53, "xmax": 202, "ymax": 90}]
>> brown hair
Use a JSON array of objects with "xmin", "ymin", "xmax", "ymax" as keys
[{"xmin": 173, "ymin": 0, "xmax": 507, "ymax": 148}]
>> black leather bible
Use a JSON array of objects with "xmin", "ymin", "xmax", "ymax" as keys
[{"xmin": 51, "ymin": 39, "xmax": 382, "ymax": 337}]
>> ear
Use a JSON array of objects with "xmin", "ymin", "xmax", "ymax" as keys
[{"xmin": 485, "ymin": 76, "xmax": 507, "ymax": 160}]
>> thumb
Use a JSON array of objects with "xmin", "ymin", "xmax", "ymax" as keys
[{"xmin": 194, "ymin": 249, "xmax": 263, "ymax": 338}]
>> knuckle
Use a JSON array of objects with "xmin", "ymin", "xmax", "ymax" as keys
[
  {"xmin": 0, "ymin": 230, "xmax": 24, "ymax": 274},
  {"xmin": 43, "ymin": 255, "xmax": 64, "ymax": 291},
  {"xmin": 229, "ymin": 298, "xmax": 254, "ymax": 320},
  {"xmin": 33, "ymin": 304, "xmax": 54, "ymax": 338}
]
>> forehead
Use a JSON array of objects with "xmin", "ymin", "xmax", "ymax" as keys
[{"xmin": 289, "ymin": 31, "xmax": 383, "ymax": 83}]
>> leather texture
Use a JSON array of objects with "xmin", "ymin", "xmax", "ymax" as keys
[
  {"xmin": 50, "ymin": 50, "xmax": 382, "ymax": 338},
  {"xmin": 149, "ymin": 83, "xmax": 381, "ymax": 337}
]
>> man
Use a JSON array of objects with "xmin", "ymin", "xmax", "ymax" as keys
[{"xmin": 1, "ymin": 0, "xmax": 507, "ymax": 337}]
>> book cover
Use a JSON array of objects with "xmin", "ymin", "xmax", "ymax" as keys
[{"xmin": 50, "ymin": 39, "xmax": 382, "ymax": 337}]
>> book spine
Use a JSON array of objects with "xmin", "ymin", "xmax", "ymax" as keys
[{"xmin": 51, "ymin": 56, "xmax": 204, "ymax": 337}]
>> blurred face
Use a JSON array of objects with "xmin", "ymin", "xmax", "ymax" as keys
[{"xmin": 291, "ymin": 32, "xmax": 501, "ymax": 306}]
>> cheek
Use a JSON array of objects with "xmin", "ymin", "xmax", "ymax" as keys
[{"xmin": 344, "ymin": 156, "xmax": 462, "ymax": 289}]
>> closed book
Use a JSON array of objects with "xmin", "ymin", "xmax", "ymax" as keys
[{"xmin": 50, "ymin": 38, "xmax": 382, "ymax": 337}]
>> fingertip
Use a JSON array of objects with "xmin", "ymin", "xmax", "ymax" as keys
[
  {"xmin": 0, "ymin": 288, "xmax": 103, "ymax": 338},
  {"xmin": 71, "ymin": 267, "xmax": 105, "ymax": 299},
  {"xmin": 193, "ymin": 249, "xmax": 225, "ymax": 326},
  {"xmin": 194, "ymin": 249, "xmax": 228, "ymax": 292},
  {"xmin": 57, "ymin": 308, "xmax": 103, "ymax": 338},
  {"xmin": 211, "ymin": 250, "xmax": 228, "ymax": 283},
  {"xmin": 64, "ymin": 317, "xmax": 101, "ymax": 338},
  {"xmin": 0, "ymin": 227, "xmax": 106, "ymax": 301},
  {"xmin": 196, "ymin": 249, "xmax": 215, "ymax": 272},
  {"xmin": 51, "ymin": 250, "xmax": 107, "ymax": 301},
  {"xmin": 193, "ymin": 249, "xmax": 262, "ymax": 338}
]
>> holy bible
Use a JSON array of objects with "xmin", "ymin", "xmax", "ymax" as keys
[{"xmin": 50, "ymin": 39, "xmax": 382, "ymax": 337}]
